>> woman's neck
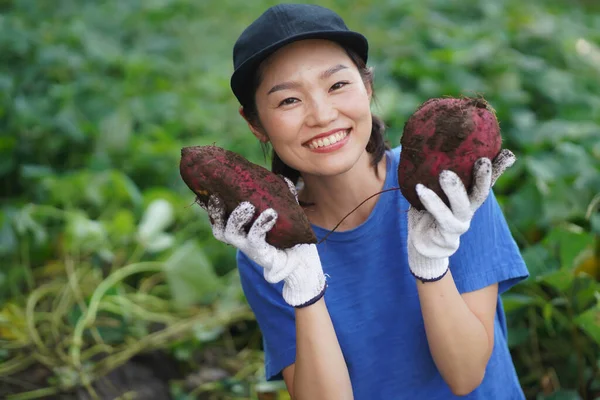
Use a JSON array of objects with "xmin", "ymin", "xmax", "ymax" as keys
[{"xmin": 298, "ymin": 150, "xmax": 388, "ymax": 231}]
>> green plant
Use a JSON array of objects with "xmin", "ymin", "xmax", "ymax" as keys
[
  {"xmin": 1, "ymin": 0, "xmax": 599, "ymax": 398},
  {"xmin": 503, "ymin": 196, "xmax": 600, "ymax": 399}
]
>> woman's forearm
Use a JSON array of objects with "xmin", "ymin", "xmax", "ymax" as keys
[
  {"xmin": 292, "ymin": 297, "xmax": 353, "ymax": 400},
  {"xmin": 416, "ymin": 270, "xmax": 494, "ymax": 396}
]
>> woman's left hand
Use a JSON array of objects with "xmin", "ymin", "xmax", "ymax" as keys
[{"xmin": 407, "ymin": 149, "xmax": 516, "ymax": 282}]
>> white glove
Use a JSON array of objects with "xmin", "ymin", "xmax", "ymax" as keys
[
  {"xmin": 407, "ymin": 150, "xmax": 516, "ymax": 282},
  {"xmin": 198, "ymin": 178, "xmax": 326, "ymax": 308}
]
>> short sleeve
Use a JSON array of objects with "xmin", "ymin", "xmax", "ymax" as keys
[
  {"xmin": 449, "ymin": 190, "xmax": 530, "ymax": 294},
  {"xmin": 236, "ymin": 250, "xmax": 296, "ymax": 381}
]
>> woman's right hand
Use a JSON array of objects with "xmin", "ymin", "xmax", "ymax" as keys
[
  {"xmin": 201, "ymin": 194, "xmax": 351, "ymax": 399},
  {"xmin": 198, "ymin": 194, "xmax": 326, "ymax": 308}
]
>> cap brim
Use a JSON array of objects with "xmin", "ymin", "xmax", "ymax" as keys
[{"xmin": 231, "ymin": 30, "xmax": 368, "ymax": 104}]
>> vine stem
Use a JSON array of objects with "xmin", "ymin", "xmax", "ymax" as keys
[
  {"xmin": 318, "ymin": 187, "xmax": 403, "ymax": 244},
  {"xmin": 69, "ymin": 262, "xmax": 164, "ymax": 368}
]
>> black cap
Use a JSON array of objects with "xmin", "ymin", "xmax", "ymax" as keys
[{"xmin": 231, "ymin": 3, "xmax": 369, "ymax": 105}]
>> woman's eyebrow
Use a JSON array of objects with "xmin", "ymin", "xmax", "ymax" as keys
[
  {"xmin": 267, "ymin": 64, "xmax": 349, "ymax": 95},
  {"xmin": 268, "ymin": 81, "xmax": 300, "ymax": 95},
  {"xmin": 320, "ymin": 64, "xmax": 348, "ymax": 79}
]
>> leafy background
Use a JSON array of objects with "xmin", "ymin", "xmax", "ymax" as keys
[{"xmin": 1, "ymin": 0, "xmax": 599, "ymax": 399}]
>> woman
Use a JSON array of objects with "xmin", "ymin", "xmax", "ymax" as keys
[{"xmin": 200, "ymin": 3, "xmax": 529, "ymax": 399}]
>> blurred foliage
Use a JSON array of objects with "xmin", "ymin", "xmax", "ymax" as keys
[{"xmin": 0, "ymin": 0, "xmax": 599, "ymax": 399}]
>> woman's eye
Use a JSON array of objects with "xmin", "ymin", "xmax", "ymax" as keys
[
  {"xmin": 330, "ymin": 81, "xmax": 349, "ymax": 91},
  {"xmin": 279, "ymin": 97, "xmax": 298, "ymax": 106}
]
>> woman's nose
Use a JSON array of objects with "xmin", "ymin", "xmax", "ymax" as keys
[{"xmin": 305, "ymin": 96, "xmax": 338, "ymax": 127}]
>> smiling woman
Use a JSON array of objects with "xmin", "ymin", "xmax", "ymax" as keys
[
  {"xmin": 197, "ymin": 3, "xmax": 530, "ymax": 400},
  {"xmin": 239, "ymin": 39, "xmax": 389, "ymax": 197},
  {"xmin": 245, "ymin": 40, "xmax": 376, "ymax": 190}
]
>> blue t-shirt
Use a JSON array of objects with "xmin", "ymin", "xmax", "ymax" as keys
[{"xmin": 237, "ymin": 146, "xmax": 529, "ymax": 399}]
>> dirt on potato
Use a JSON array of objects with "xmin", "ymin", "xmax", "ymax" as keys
[
  {"xmin": 180, "ymin": 145, "xmax": 316, "ymax": 249},
  {"xmin": 398, "ymin": 97, "xmax": 502, "ymax": 210}
]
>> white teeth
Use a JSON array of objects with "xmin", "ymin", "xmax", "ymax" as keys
[{"xmin": 307, "ymin": 130, "xmax": 349, "ymax": 149}]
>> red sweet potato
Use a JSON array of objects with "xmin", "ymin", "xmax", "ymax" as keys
[
  {"xmin": 398, "ymin": 97, "xmax": 502, "ymax": 210},
  {"xmin": 179, "ymin": 145, "xmax": 316, "ymax": 249}
]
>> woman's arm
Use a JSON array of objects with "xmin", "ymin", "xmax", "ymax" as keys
[
  {"xmin": 282, "ymin": 297, "xmax": 353, "ymax": 400},
  {"xmin": 405, "ymin": 153, "xmax": 516, "ymax": 394},
  {"xmin": 417, "ymin": 270, "xmax": 498, "ymax": 395},
  {"xmin": 198, "ymin": 193, "xmax": 347, "ymax": 398}
]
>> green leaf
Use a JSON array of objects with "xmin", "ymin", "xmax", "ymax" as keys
[
  {"xmin": 507, "ymin": 326, "xmax": 530, "ymax": 348},
  {"xmin": 144, "ymin": 232, "xmax": 174, "ymax": 253},
  {"xmin": 97, "ymin": 109, "xmax": 132, "ymax": 153},
  {"xmin": 66, "ymin": 212, "xmax": 106, "ymax": 247},
  {"xmin": 502, "ymin": 293, "xmax": 538, "ymax": 313},
  {"xmin": 104, "ymin": 208, "xmax": 136, "ymax": 245},
  {"xmin": 103, "ymin": 171, "xmax": 143, "ymax": 208},
  {"xmin": 574, "ymin": 303, "xmax": 600, "ymax": 345},
  {"xmin": 542, "ymin": 224, "xmax": 595, "ymax": 269},
  {"xmin": 522, "ymin": 244, "xmax": 558, "ymax": 280},
  {"xmin": 543, "ymin": 302, "xmax": 556, "ymax": 335},
  {"xmin": 539, "ymin": 269, "xmax": 575, "ymax": 293},
  {"xmin": 163, "ymin": 240, "xmax": 223, "ymax": 307},
  {"xmin": 572, "ymin": 277, "xmax": 600, "ymax": 312},
  {"xmin": 137, "ymin": 198, "xmax": 175, "ymax": 252},
  {"xmin": 13, "ymin": 204, "xmax": 48, "ymax": 245}
]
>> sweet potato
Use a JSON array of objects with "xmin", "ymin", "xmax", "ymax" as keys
[
  {"xmin": 398, "ymin": 97, "xmax": 502, "ymax": 210},
  {"xmin": 179, "ymin": 145, "xmax": 316, "ymax": 249}
]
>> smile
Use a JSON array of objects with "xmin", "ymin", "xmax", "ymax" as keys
[{"xmin": 306, "ymin": 129, "xmax": 350, "ymax": 149}]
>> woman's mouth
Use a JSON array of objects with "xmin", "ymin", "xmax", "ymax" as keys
[{"xmin": 305, "ymin": 129, "xmax": 350, "ymax": 150}]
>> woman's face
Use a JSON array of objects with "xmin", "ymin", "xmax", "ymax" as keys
[{"xmin": 248, "ymin": 39, "xmax": 373, "ymax": 178}]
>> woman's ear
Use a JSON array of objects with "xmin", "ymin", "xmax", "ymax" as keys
[{"xmin": 239, "ymin": 106, "xmax": 269, "ymax": 143}]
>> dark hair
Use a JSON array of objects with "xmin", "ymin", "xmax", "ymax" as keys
[{"xmin": 241, "ymin": 45, "xmax": 390, "ymax": 186}]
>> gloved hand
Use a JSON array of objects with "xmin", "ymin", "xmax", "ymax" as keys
[
  {"xmin": 407, "ymin": 149, "xmax": 516, "ymax": 282},
  {"xmin": 198, "ymin": 177, "xmax": 326, "ymax": 308}
]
